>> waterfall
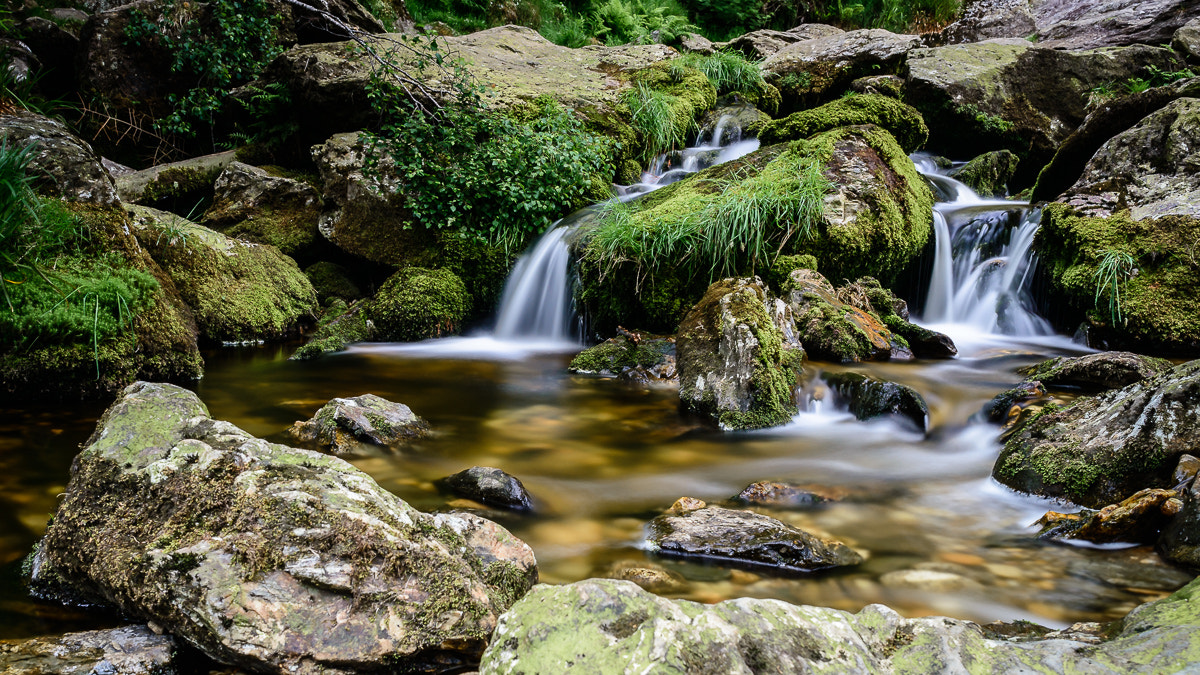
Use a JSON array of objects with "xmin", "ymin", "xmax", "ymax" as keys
[{"xmin": 915, "ymin": 157, "xmax": 1053, "ymax": 337}]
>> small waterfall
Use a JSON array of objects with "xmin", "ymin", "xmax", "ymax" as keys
[{"xmin": 915, "ymin": 156, "xmax": 1052, "ymax": 337}]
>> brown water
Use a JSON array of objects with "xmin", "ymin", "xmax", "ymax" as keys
[{"xmin": 0, "ymin": 336, "xmax": 1192, "ymax": 639}]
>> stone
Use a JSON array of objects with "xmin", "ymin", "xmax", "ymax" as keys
[
  {"xmin": 113, "ymin": 150, "xmax": 237, "ymax": 205},
  {"xmin": 442, "ymin": 467, "xmax": 535, "ymax": 513},
  {"xmin": 938, "ymin": 0, "xmax": 1037, "ymax": 44},
  {"xmin": 750, "ymin": 93, "xmax": 929, "ymax": 154},
  {"xmin": 823, "ymin": 371, "xmax": 929, "ymax": 432},
  {"xmin": 1175, "ymin": 18, "xmax": 1200, "ymax": 59},
  {"xmin": 127, "ymin": 204, "xmax": 318, "ymax": 344},
  {"xmin": 1033, "ymin": 0, "xmax": 1199, "ymax": 49},
  {"xmin": 646, "ymin": 502, "xmax": 862, "ymax": 573},
  {"xmin": 785, "ymin": 270, "xmax": 913, "ymax": 363},
  {"xmin": 1159, "ymin": 472, "xmax": 1200, "ymax": 567},
  {"xmin": 30, "ymin": 381, "xmax": 537, "ymax": 674},
  {"xmin": 568, "ymin": 332, "xmax": 675, "ymax": 380},
  {"xmin": 599, "ymin": 560, "xmax": 688, "ymax": 594},
  {"xmin": 848, "ymin": 74, "xmax": 905, "ymax": 99},
  {"xmin": 721, "ymin": 25, "xmax": 843, "ymax": 60},
  {"xmin": 732, "ymin": 481, "xmax": 834, "ymax": 509},
  {"xmin": 949, "ymin": 149, "xmax": 1019, "ymax": 197},
  {"xmin": 1176, "ymin": 455, "xmax": 1200, "ymax": 487},
  {"xmin": 478, "ymin": 576, "xmax": 1200, "ymax": 674},
  {"xmin": 676, "ymin": 277, "xmax": 802, "ymax": 431},
  {"xmin": 1036, "ymin": 488, "xmax": 1181, "ymax": 543},
  {"xmin": 993, "ymin": 359, "xmax": 1200, "ymax": 508},
  {"xmin": 677, "ymin": 32, "xmax": 715, "ymax": 55},
  {"xmin": 286, "ymin": 393, "xmax": 430, "ymax": 456},
  {"xmin": 290, "ymin": 298, "xmax": 374, "ymax": 360},
  {"xmin": 761, "ymin": 29, "xmax": 921, "ymax": 109},
  {"xmin": 982, "ymin": 380, "xmax": 1048, "ymax": 426},
  {"xmin": 201, "ymin": 162, "xmax": 323, "ymax": 261},
  {"xmin": 1018, "ymin": 351, "xmax": 1174, "ymax": 392},
  {"xmin": 0, "ymin": 110, "xmax": 118, "ymax": 204},
  {"xmin": 369, "ymin": 267, "xmax": 470, "ymax": 342},
  {"xmin": 0, "ymin": 626, "xmax": 176, "ymax": 674},
  {"xmin": 304, "ymin": 261, "xmax": 363, "ymax": 304}
]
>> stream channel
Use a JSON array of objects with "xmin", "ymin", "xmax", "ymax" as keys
[{"xmin": 0, "ymin": 121, "xmax": 1193, "ymax": 640}]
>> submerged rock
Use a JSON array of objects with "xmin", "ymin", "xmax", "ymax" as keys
[
  {"xmin": 287, "ymin": 393, "xmax": 430, "ymax": 456},
  {"xmin": 30, "ymin": 382, "xmax": 537, "ymax": 674},
  {"xmin": 646, "ymin": 499, "xmax": 862, "ymax": 573},
  {"xmin": 823, "ymin": 371, "xmax": 929, "ymax": 432},
  {"xmin": 598, "ymin": 560, "xmax": 688, "ymax": 594},
  {"xmin": 1036, "ymin": 488, "xmax": 1182, "ymax": 544},
  {"xmin": 568, "ymin": 331, "xmax": 676, "ymax": 383},
  {"xmin": 478, "ymin": 576, "xmax": 1200, "ymax": 674},
  {"xmin": 442, "ymin": 467, "xmax": 535, "ymax": 513},
  {"xmin": 676, "ymin": 277, "xmax": 803, "ymax": 431},
  {"xmin": 732, "ymin": 481, "xmax": 836, "ymax": 509},
  {"xmin": 993, "ymin": 359, "xmax": 1200, "ymax": 508},
  {"xmin": 1019, "ymin": 352, "xmax": 1174, "ymax": 392},
  {"xmin": 0, "ymin": 626, "xmax": 176, "ymax": 674},
  {"xmin": 982, "ymin": 380, "xmax": 1048, "ymax": 426}
]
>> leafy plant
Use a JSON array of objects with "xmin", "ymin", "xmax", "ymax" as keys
[
  {"xmin": 593, "ymin": 0, "xmax": 695, "ymax": 45},
  {"xmin": 1093, "ymin": 248, "xmax": 1136, "ymax": 326},
  {"xmin": 675, "ymin": 50, "xmax": 764, "ymax": 95},
  {"xmin": 1124, "ymin": 77, "xmax": 1152, "ymax": 94},
  {"xmin": 681, "ymin": 0, "xmax": 761, "ymax": 41}
]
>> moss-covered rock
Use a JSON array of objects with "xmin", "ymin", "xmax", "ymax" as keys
[
  {"xmin": 949, "ymin": 149, "xmax": 1019, "ymax": 197},
  {"xmin": 290, "ymin": 299, "xmax": 374, "ymax": 360},
  {"xmin": 287, "ymin": 393, "xmax": 430, "ymax": 457},
  {"xmin": 1019, "ymin": 351, "xmax": 1174, "ymax": 392},
  {"xmin": 0, "ymin": 110, "xmax": 118, "ymax": 204},
  {"xmin": 128, "ymin": 204, "xmax": 317, "ymax": 344},
  {"xmin": 201, "ymin": 161, "xmax": 322, "ymax": 261},
  {"xmin": 760, "ymin": 29, "xmax": 921, "ymax": 111},
  {"xmin": 676, "ymin": 277, "xmax": 803, "ymax": 431},
  {"xmin": 31, "ymin": 381, "xmax": 537, "ymax": 673},
  {"xmin": 303, "ymin": 261, "xmax": 363, "ymax": 304},
  {"xmin": 993, "ymin": 359, "xmax": 1200, "ymax": 508},
  {"xmin": 568, "ymin": 333, "xmax": 675, "ymax": 376},
  {"xmin": 749, "ymin": 94, "xmax": 928, "ymax": 154},
  {"xmin": 369, "ymin": 267, "xmax": 469, "ymax": 342},
  {"xmin": 823, "ymin": 371, "xmax": 929, "ymax": 431},
  {"xmin": 785, "ymin": 270, "xmax": 914, "ymax": 363}
]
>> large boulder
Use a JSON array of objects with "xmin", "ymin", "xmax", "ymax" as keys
[
  {"xmin": 1176, "ymin": 18, "xmax": 1200, "ymax": 59},
  {"xmin": 30, "ymin": 381, "xmax": 538, "ymax": 674},
  {"xmin": 0, "ymin": 626, "xmax": 176, "ymax": 674},
  {"xmin": 721, "ymin": 24, "xmax": 844, "ymax": 60},
  {"xmin": 369, "ymin": 266, "xmax": 470, "ymax": 341},
  {"xmin": 676, "ymin": 277, "xmax": 802, "ymax": 431},
  {"xmin": 128, "ymin": 205, "xmax": 318, "ymax": 344},
  {"xmin": 905, "ymin": 40, "xmax": 1185, "ymax": 185},
  {"xmin": 478, "ymin": 576, "xmax": 1200, "ymax": 674},
  {"xmin": 993, "ymin": 360, "xmax": 1200, "ymax": 508},
  {"xmin": 749, "ymin": 93, "xmax": 928, "ymax": 154},
  {"xmin": 822, "ymin": 371, "xmax": 929, "ymax": 431},
  {"xmin": 0, "ymin": 111, "xmax": 118, "ymax": 204},
  {"xmin": 201, "ymin": 162, "xmax": 323, "ymax": 261},
  {"xmin": 761, "ymin": 29, "xmax": 922, "ymax": 110},
  {"xmin": 1018, "ymin": 351, "xmax": 1174, "ymax": 392},
  {"xmin": 1034, "ymin": 98, "xmax": 1200, "ymax": 353},
  {"xmin": 939, "ymin": 0, "xmax": 1199, "ymax": 49}
]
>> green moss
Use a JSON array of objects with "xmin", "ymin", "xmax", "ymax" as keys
[
  {"xmin": 749, "ymin": 94, "xmax": 929, "ymax": 154},
  {"xmin": 140, "ymin": 165, "xmax": 222, "ymax": 205},
  {"xmin": 220, "ymin": 206, "xmax": 318, "ymax": 258},
  {"xmin": 303, "ymin": 262, "xmax": 362, "ymax": 303},
  {"xmin": 568, "ymin": 334, "xmax": 672, "ymax": 373},
  {"xmin": 429, "ymin": 234, "xmax": 515, "ymax": 319},
  {"xmin": 291, "ymin": 299, "xmax": 373, "ymax": 360},
  {"xmin": 369, "ymin": 267, "xmax": 469, "ymax": 342}
]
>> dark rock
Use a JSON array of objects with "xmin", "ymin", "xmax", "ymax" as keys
[
  {"xmin": 0, "ymin": 110, "xmax": 118, "ymax": 204},
  {"xmin": 287, "ymin": 393, "xmax": 430, "ymax": 456},
  {"xmin": 443, "ymin": 466, "xmax": 534, "ymax": 513},
  {"xmin": 30, "ymin": 382, "xmax": 537, "ymax": 674},
  {"xmin": 202, "ymin": 162, "xmax": 323, "ymax": 261},
  {"xmin": 1175, "ymin": 455, "xmax": 1200, "ymax": 487},
  {"xmin": 1036, "ymin": 488, "xmax": 1181, "ymax": 543},
  {"xmin": 14, "ymin": 17, "xmax": 79, "ymax": 98},
  {"xmin": 993, "ymin": 360, "xmax": 1200, "ymax": 508},
  {"xmin": 722, "ymin": 25, "xmax": 843, "ymax": 60},
  {"xmin": 1018, "ymin": 352, "xmax": 1174, "ymax": 392},
  {"xmin": 1159, "ymin": 473, "xmax": 1200, "ymax": 568},
  {"xmin": 646, "ymin": 499, "xmax": 862, "ymax": 573},
  {"xmin": 949, "ymin": 149, "xmax": 1020, "ymax": 197},
  {"xmin": 983, "ymin": 380, "xmax": 1048, "ymax": 425},
  {"xmin": 677, "ymin": 277, "xmax": 802, "ymax": 431},
  {"xmin": 304, "ymin": 261, "xmax": 363, "ymax": 304},
  {"xmin": 823, "ymin": 371, "xmax": 929, "ymax": 431},
  {"xmin": 0, "ymin": 626, "xmax": 176, "ymax": 674},
  {"xmin": 883, "ymin": 316, "xmax": 957, "ymax": 359},
  {"xmin": 732, "ymin": 481, "xmax": 835, "ymax": 509}
]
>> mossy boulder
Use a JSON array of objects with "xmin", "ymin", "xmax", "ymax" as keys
[
  {"xmin": 303, "ymin": 261, "xmax": 363, "ymax": 304},
  {"xmin": 568, "ymin": 332, "xmax": 675, "ymax": 378},
  {"xmin": 369, "ymin": 267, "xmax": 469, "ymax": 342},
  {"xmin": 30, "ymin": 381, "xmax": 537, "ymax": 673},
  {"xmin": 676, "ymin": 277, "xmax": 803, "ymax": 431},
  {"xmin": 290, "ymin": 298, "xmax": 374, "ymax": 360},
  {"xmin": 993, "ymin": 359, "xmax": 1200, "ymax": 508},
  {"xmin": 114, "ymin": 151, "xmax": 236, "ymax": 207},
  {"xmin": 1019, "ymin": 351, "xmax": 1174, "ymax": 392},
  {"xmin": 286, "ymin": 393, "xmax": 430, "ymax": 456},
  {"xmin": 202, "ymin": 162, "xmax": 323, "ymax": 261},
  {"xmin": 0, "ymin": 110, "xmax": 118, "ymax": 204},
  {"xmin": 128, "ymin": 204, "xmax": 317, "ymax": 344},
  {"xmin": 760, "ymin": 29, "xmax": 921, "ymax": 111},
  {"xmin": 478, "ymin": 576, "xmax": 1200, "ymax": 674},
  {"xmin": 784, "ymin": 270, "xmax": 916, "ymax": 363},
  {"xmin": 949, "ymin": 149, "xmax": 1019, "ymax": 197},
  {"xmin": 823, "ymin": 371, "xmax": 929, "ymax": 431},
  {"xmin": 749, "ymin": 93, "xmax": 929, "ymax": 154}
]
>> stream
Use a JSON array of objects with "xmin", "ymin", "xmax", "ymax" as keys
[{"xmin": 0, "ymin": 127, "xmax": 1192, "ymax": 640}]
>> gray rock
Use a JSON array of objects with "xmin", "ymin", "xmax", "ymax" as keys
[
  {"xmin": 1018, "ymin": 351, "xmax": 1174, "ymax": 392},
  {"xmin": 994, "ymin": 359, "xmax": 1200, "ymax": 508},
  {"xmin": 823, "ymin": 371, "xmax": 929, "ymax": 431},
  {"xmin": 201, "ymin": 162, "xmax": 323, "ymax": 259},
  {"xmin": 287, "ymin": 393, "xmax": 430, "ymax": 456},
  {"xmin": 762, "ymin": 29, "xmax": 921, "ymax": 107},
  {"xmin": 443, "ymin": 466, "xmax": 535, "ymax": 513},
  {"xmin": 113, "ymin": 150, "xmax": 237, "ymax": 205},
  {"xmin": 1034, "ymin": 0, "xmax": 1199, "ymax": 49},
  {"xmin": 676, "ymin": 277, "xmax": 802, "ymax": 431},
  {"xmin": 732, "ymin": 481, "xmax": 833, "ymax": 509},
  {"xmin": 939, "ymin": 0, "xmax": 1037, "ymax": 44},
  {"xmin": 677, "ymin": 32, "xmax": 715, "ymax": 55},
  {"xmin": 722, "ymin": 25, "xmax": 843, "ymax": 60},
  {"xmin": 1174, "ymin": 18, "xmax": 1200, "ymax": 59},
  {"xmin": 30, "ymin": 381, "xmax": 537, "ymax": 674},
  {"xmin": 0, "ymin": 110, "xmax": 117, "ymax": 204},
  {"xmin": 0, "ymin": 625, "xmax": 176, "ymax": 674},
  {"xmin": 478, "ymin": 576, "xmax": 1200, "ymax": 674},
  {"xmin": 646, "ymin": 499, "xmax": 862, "ymax": 573}
]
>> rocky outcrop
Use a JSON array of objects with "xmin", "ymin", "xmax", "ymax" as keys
[
  {"xmin": 940, "ymin": 0, "xmax": 1199, "ymax": 49},
  {"xmin": 128, "ymin": 205, "xmax": 318, "ymax": 344},
  {"xmin": 676, "ymin": 277, "xmax": 802, "ymax": 431},
  {"xmin": 0, "ymin": 626, "xmax": 177, "ymax": 674},
  {"xmin": 905, "ymin": 40, "xmax": 1185, "ymax": 185},
  {"xmin": 761, "ymin": 29, "xmax": 922, "ymax": 110},
  {"xmin": 0, "ymin": 111, "xmax": 118, "ymax": 204},
  {"xmin": 721, "ymin": 24, "xmax": 843, "ymax": 60},
  {"xmin": 645, "ymin": 498, "xmax": 861, "ymax": 573},
  {"xmin": 30, "ymin": 381, "xmax": 537, "ymax": 674},
  {"xmin": 1018, "ymin": 351, "xmax": 1174, "ymax": 392},
  {"xmin": 993, "ymin": 359, "xmax": 1200, "ymax": 508},
  {"xmin": 287, "ymin": 393, "xmax": 430, "ymax": 456},
  {"xmin": 568, "ymin": 332, "xmax": 676, "ymax": 384},
  {"xmin": 823, "ymin": 371, "xmax": 929, "ymax": 431},
  {"xmin": 478, "ymin": 576, "xmax": 1200, "ymax": 674},
  {"xmin": 442, "ymin": 467, "xmax": 535, "ymax": 513},
  {"xmin": 949, "ymin": 149, "xmax": 1019, "ymax": 197},
  {"xmin": 201, "ymin": 162, "xmax": 323, "ymax": 260}
]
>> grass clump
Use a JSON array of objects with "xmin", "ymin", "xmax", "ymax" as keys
[
  {"xmin": 623, "ymin": 81, "xmax": 686, "ymax": 164},
  {"xmin": 1093, "ymin": 248, "xmax": 1137, "ymax": 326},
  {"xmin": 674, "ymin": 50, "xmax": 765, "ymax": 96}
]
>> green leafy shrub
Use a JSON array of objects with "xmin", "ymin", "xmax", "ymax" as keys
[
  {"xmin": 681, "ymin": 0, "xmax": 761, "ymax": 40},
  {"xmin": 593, "ymin": 0, "xmax": 695, "ymax": 45}
]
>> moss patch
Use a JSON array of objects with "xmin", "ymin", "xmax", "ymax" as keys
[
  {"xmin": 749, "ymin": 94, "xmax": 929, "ymax": 154},
  {"xmin": 369, "ymin": 267, "xmax": 470, "ymax": 342}
]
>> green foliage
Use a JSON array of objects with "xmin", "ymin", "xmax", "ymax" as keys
[
  {"xmin": 224, "ymin": 82, "xmax": 299, "ymax": 154},
  {"xmin": 798, "ymin": 0, "xmax": 959, "ymax": 32},
  {"xmin": 623, "ymin": 81, "xmax": 686, "ymax": 164},
  {"xmin": 1093, "ymin": 248, "xmax": 1137, "ymax": 326},
  {"xmin": 681, "ymin": 0, "xmax": 761, "ymax": 41},
  {"xmin": 674, "ymin": 51, "xmax": 764, "ymax": 96},
  {"xmin": 123, "ymin": 0, "xmax": 285, "ymax": 143},
  {"xmin": 407, "ymin": 0, "xmax": 488, "ymax": 33},
  {"xmin": 1089, "ymin": 65, "xmax": 1196, "ymax": 105},
  {"xmin": 363, "ymin": 37, "xmax": 613, "ymax": 253},
  {"xmin": 593, "ymin": 0, "xmax": 695, "ymax": 45},
  {"xmin": 584, "ymin": 154, "xmax": 831, "ymax": 282},
  {"xmin": 539, "ymin": 4, "xmax": 596, "ymax": 47}
]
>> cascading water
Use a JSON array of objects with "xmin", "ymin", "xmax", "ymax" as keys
[{"xmin": 914, "ymin": 156, "xmax": 1053, "ymax": 337}]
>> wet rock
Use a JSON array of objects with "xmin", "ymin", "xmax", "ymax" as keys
[
  {"xmin": 879, "ymin": 568, "xmax": 982, "ymax": 593},
  {"xmin": 677, "ymin": 277, "xmax": 802, "ymax": 431},
  {"xmin": 478, "ymin": 576, "xmax": 1200, "ymax": 674},
  {"xmin": 128, "ymin": 205, "xmax": 318, "ymax": 344},
  {"xmin": 1036, "ymin": 488, "xmax": 1181, "ymax": 543},
  {"xmin": 287, "ymin": 393, "xmax": 430, "ymax": 456},
  {"xmin": 202, "ymin": 162, "xmax": 323, "ymax": 261},
  {"xmin": 370, "ymin": 267, "xmax": 470, "ymax": 342},
  {"xmin": 0, "ymin": 110, "xmax": 118, "ymax": 204},
  {"xmin": 750, "ymin": 94, "xmax": 928, "ymax": 154},
  {"xmin": 721, "ymin": 24, "xmax": 843, "ymax": 60},
  {"xmin": 599, "ymin": 560, "xmax": 688, "ymax": 594},
  {"xmin": 994, "ymin": 360, "xmax": 1200, "ymax": 508},
  {"xmin": 0, "ymin": 625, "xmax": 176, "ymax": 674},
  {"xmin": 949, "ymin": 149, "xmax": 1019, "ymax": 197},
  {"xmin": 646, "ymin": 499, "xmax": 862, "ymax": 573},
  {"xmin": 983, "ymin": 380, "xmax": 1048, "ymax": 426},
  {"xmin": 883, "ymin": 317, "xmax": 957, "ymax": 359},
  {"xmin": 1159, "ymin": 473, "xmax": 1200, "ymax": 568},
  {"xmin": 290, "ymin": 298, "xmax": 374, "ymax": 360},
  {"xmin": 1175, "ymin": 18, "xmax": 1200, "ymax": 59},
  {"xmin": 568, "ymin": 331, "xmax": 676, "ymax": 381},
  {"xmin": 1018, "ymin": 352, "xmax": 1174, "ymax": 392},
  {"xmin": 732, "ymin": 481, "xmax": 835, "ymax": 509},
  {"xmin": 785, "ymin": 270, "xmax": 913, "ymax": 363},
  {"xmin": 442, "ymin": 467, "xmax": 534, "ymax": 513},
  {"xmin": 696, "ymin": 103, "xmax": 770, "ymax": 146},
  {"xmin": 30, "ymin": 382, "xmax": 537, "ymax": 674},
  {"xmin": 823, "ymin": 372, "xmax": 929, "ymax": 432},
  {"xmin": 761, "ymin": 29, "xmax": 921, "ymax": 109},
  {"xmin": 1175, "ymin": 455, "xmax": 1200, "ymax": 487}
]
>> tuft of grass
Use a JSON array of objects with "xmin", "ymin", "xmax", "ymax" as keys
[
  {"xmin": 1093, "ymin": 248, "xmax": 1137, "ymax": 326},
  {"xmin": 674, "ymin": 50, "xmax": 764, "ymax": 96},
  {"xmin": 623, "ymin": 81, "xmax": 686, "ymax": 164}
]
